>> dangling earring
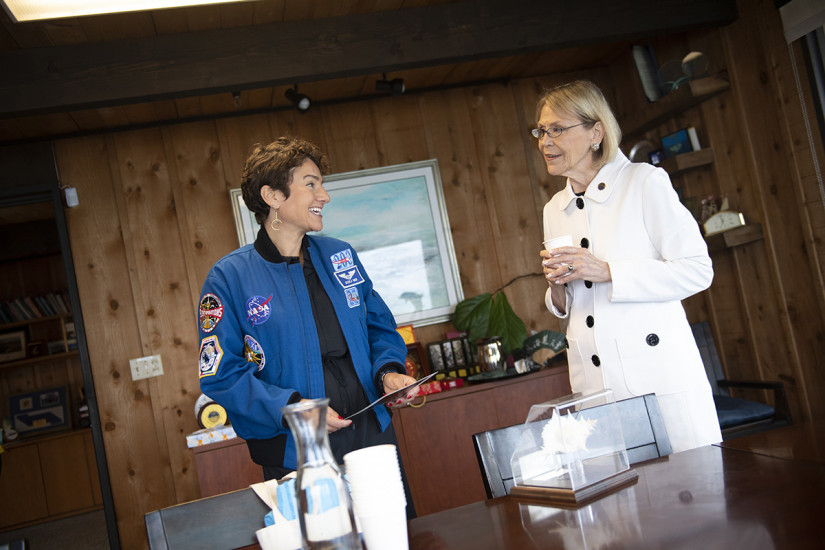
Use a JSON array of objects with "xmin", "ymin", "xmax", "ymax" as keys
[
  {"xmin": 270, "ymin": 209, "xmax": 282, "ymax": 231},
  {"xmin": 591, "ymin": 142, "xmax": 601, "ymax": 152}
]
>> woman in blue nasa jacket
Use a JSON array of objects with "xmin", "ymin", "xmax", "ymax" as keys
[{"xmin": 197, "ymin": 137, "xmax": 418, "ymax": 506}]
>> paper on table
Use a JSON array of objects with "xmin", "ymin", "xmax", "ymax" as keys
[{"xmin": 344, "ymin": 372, "xmax": 437, "ymax": 420}]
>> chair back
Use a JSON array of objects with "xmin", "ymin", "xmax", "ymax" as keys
[
  {"xmin": 145, "ymin": 488, "xmax": 268, "ymax": 549},
  {"xmin": 691, "ymin": 321, "xmax": 727, "ymax": 396},
  {"xmin": 472, "ymin": 394, "xmax": 671, "ymax": 499}
]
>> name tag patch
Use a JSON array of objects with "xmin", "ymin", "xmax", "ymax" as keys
[{"xmin": 334, "ymin": 267, "xmax": 364, "ymax": 289}]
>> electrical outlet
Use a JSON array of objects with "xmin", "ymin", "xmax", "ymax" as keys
[{"xmin": 129, "ymin": 354, "xmax": 164, "ymax": 380}]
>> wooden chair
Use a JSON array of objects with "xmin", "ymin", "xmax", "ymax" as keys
[
  {"xmin": 472, "ymin": 394, "xmax": 671, "ymax": 499},
  {"xmin": 145, "ymin": 487, "xmax": 269, "ymax": 550},
  {"xmin": 690, "ymin": 321, "xmax": 791, "ymax": 440}
]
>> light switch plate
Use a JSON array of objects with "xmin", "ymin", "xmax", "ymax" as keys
[{"xmin": 129, "ymin": 354, "xmax": 164, "ymax": 380}]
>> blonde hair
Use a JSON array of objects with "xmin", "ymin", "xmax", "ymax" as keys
[{"xmin": 535, "ymin": 80, "xmax": 621, "ymax": 171}]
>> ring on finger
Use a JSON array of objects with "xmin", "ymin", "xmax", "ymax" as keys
[{"xmin": 568, "ymin": 264, "xmax": 574, "ymax": 272}]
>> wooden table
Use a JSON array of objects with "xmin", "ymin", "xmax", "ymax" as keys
[
  {"xmin": 716, "ymin": 421, "xmax": 825, "ymax": 464},
  {"xmin": 408, "ymin": 431, "xmax": 825, "ymax": 549}
]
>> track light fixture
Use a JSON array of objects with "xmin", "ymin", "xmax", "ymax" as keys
[
  {"xmin": 376, "ymin": 73, "xmax": 405, "ymax": 96},
  {"xmin": 285, "ymin": 85, "xmax": 311, "ymax": 113}
]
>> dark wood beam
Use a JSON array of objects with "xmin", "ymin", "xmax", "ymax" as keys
[{"xmin": 0, "ymin": 0, "xmax": 737, "ymax": 117}]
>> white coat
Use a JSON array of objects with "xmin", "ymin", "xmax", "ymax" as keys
[{"xmin": 543, "ymin": 151, "xmax": 722, "ymax": 453}]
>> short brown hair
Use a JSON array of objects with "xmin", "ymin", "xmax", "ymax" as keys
[{"xmin": 240, "ymin": 137, "xmax": 329, "ymax": 225}]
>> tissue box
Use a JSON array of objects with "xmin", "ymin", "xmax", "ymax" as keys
[
  {"xmin": 509, "ymin": 389, "xmax": 633, "ymax": 500},
  {"xmin": 186, "ymin": 425, "xmax": 237, "ymax": 448}
]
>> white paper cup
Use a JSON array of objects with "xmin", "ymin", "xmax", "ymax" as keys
[
  {"xmin": 543, "ymin": 235, "xmax": 574, "ymax": 251},
  {"xmin": 358, "ymin": 504, "xmax": 409, "ymax": 550},
  {"xmin": 256, "ymin": 522, "xmax": 302, "ymax": 550}
]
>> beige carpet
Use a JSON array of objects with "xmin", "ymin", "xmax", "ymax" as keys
[{"xmin": 0, "ymin": 510, "xmax": 110, "ymax": 550}]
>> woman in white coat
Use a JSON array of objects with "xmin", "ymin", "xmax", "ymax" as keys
[{"xmin": 537, "ymin": 80, "xmax": 721, "ymax": 453}]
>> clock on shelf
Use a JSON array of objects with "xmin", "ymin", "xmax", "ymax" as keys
[{"xmin": 703, "ymin": 210, "xmax": 746, "ymax": 236}]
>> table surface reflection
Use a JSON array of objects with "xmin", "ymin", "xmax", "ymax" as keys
[{"xmin": 408, "ymin": 433, "xmax": 825, "ymax": 550}]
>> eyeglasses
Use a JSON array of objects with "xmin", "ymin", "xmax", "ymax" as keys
[{"xmin": 531, "ymin": 122, "xmax": 587, "ymax": 140}]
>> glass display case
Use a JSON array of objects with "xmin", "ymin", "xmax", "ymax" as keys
[{"xmin": 509, "ymin": 389, "xmax": 638, "ymax": 506}]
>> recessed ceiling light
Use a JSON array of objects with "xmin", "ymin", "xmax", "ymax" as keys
[{"xmin": 1, "ymin": 0, "xmax": 255, "ymax": 23}]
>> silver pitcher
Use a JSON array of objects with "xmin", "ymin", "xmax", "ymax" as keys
[{"xmin": 477, "ymin": 337, "xmax": 505, "ymax": 372}]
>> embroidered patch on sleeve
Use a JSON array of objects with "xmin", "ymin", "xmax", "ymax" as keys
[
  {"xmin": 198, "ymin": 336, "xmax": 223, "ymax": 378},
  {"xmin": 199, "ymin": 293, "xmax": 224, "ymax": 333},
  {"xmin": 330, "ymin": 249, "xmax": 354, "ymax": 271},
  {"xmin": 246, "ymin": 295, "xmax": 272, "ymax": 326},
  {"xmin": 243, "ymin": 335, "xmax": 265, "ymax": 372},
  {"xmin": 345, "ymin": 287, "xmax": 361, "ymax": 308},
  {"xmin": 333, "ymin": 266, "xmax": 365, "ymax": 288}
]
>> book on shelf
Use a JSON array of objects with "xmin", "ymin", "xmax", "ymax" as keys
[
  {"xmin": 23, "ymin": 296, "xmax": 44, "ymax": 318},
  {"xmin": 0, "ymin": 304, "xmax": 12, "ymax": 324},
  {"xmin": 57, "ymin": 291, "xmax": 71, "ymax": 314},
  {"xmin": 34, "ymin": 295, "xmax": 56, "ymax": 316},
  {"xmin": 12, "ymin": 297, "xmax": 35, "ymax": 320}
]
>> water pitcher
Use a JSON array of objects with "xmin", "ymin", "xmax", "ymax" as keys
[{"xmin": 282, "ymin": 398, "xmax": 361, "ymax": 550}]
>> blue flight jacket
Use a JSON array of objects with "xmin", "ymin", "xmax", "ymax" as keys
[{"xmin": 197, "ymin": 234, "xmax": 406, "ymax": 469}]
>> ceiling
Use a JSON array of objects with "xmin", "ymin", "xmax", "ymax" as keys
[{"xmin": 0, "ymin": 0, "xmax": 737, "ymax": 145}]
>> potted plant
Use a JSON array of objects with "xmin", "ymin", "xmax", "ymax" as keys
[{"xmin": 452, "ymin": 290, "xmax": 528, "ymax": 358}]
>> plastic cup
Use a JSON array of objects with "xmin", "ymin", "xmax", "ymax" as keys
[
  {"xmin": 543, "ymin": 235, "xmax": 574, "ymax": 251},
  {"xmin": 357, "ymin": 504, "xmax": 409, "ymax": 550},
  {"xmin": 256, "ymin": 522, "xmax": 302, "ymax": 550}
]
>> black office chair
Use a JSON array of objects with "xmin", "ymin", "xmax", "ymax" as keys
[
  {"xmin": 690, "ymin": 322, "xmax": 791, "ymax": 440},
  {"xmin": 472, "ymin": 393, "xmax": 671, "ymax": 499},
  {"xmin": 145, "ymin": 488, "xmax": 268, "ymax": 549}
]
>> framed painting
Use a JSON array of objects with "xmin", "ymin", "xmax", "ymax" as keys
[{"xmin": 230, "ymin": 159, "xmax": 463, "ymax": 327}]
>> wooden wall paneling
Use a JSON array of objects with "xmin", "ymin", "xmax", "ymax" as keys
[
  {"xmin": 268, "ymin": 109, "xmax": 331, "ymax": 157},
  {"xmin": 162, "ymin": 121, "xmax": 239, "ymax": 311},
  {"xmin": 691, "ymin": 93, "xmax": 759, "ymax": 372},
  {"xmin": 780, "ymin": 42, "xmax": 825, "ymax": 334},
  {"xmin": 418, "ymin": 88, "xmax": 500, "ymax": 302},
  {"xmin": 465, "ymin": 83, "xmax": 548, "ymax": 333},
  {"xmin": 757, "ymin": 2, "xmax": 825, "ymax": 422},
  {"xmin": 55, "ymin": 134, "xmax": 172, "ymax": 550},
  {"xmin": 719, "ymin": 7, "xmax": 822, "ymax": 423},
  {"xmin": 370, "ymin": 94, "xmax": 430, "ymax": 166},
  {"xmin": 216, "ymin": 114, "xmax": 275, "ymax": 190},
  {"xmin": 110, "ymin": 128, "xmax": 201, "ymax": 505},
  {"xmin": 321, "ymin": 101, "xmax": 381, "ymax": 173}
]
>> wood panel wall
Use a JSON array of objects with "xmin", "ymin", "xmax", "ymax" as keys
[{"xmin": 50, "ymin": 1, "xmax": 825, "ymax": 547}]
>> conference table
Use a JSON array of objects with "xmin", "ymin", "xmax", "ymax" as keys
[{"xmin": 407, "ymin": 421, "xmax": 825, "ymax": 550}]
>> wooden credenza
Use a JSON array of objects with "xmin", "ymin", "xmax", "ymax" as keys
[
  {"xmin": 0, "ymin": 429, "xmax": 102, "ymax": 530},
  {"xmin": 191, "ymin": 437, "xmax": 264, "ymax": 498},
  {"xmin": 188, "ymin": 365, "xmax": 571, "ymax": 515},
  {"xmin": 391, "ymin": 365, "xmax": 570, "ymax": 516}
]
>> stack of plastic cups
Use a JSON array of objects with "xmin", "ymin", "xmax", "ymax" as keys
[{"xmin": 343, "ymin": 444, "xmax": 409, "ymax": 550}]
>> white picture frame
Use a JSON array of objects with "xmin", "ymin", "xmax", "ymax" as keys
[
  {"xmin": 0, "ymin": 330, "xmax": 27, "ymax": 363},
  {"xmin": 229, "ymin": 159, "xmax": 463, "ymax": 327}
]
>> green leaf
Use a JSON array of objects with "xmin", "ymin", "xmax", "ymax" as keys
[
  {"xmin": 488, "ymin": 292, "xmax": 528, "ymax": 354},
  {"xmin": 453, "ymin": 292, "xmax": 492, "ymax": 344}
]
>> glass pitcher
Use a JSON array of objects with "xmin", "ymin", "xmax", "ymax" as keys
[{"xmin": 282, "ymin": 398, "xmax": 361, "ymax": 550}]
